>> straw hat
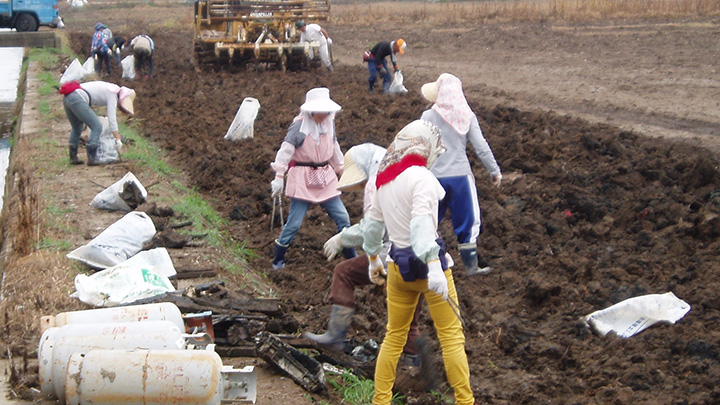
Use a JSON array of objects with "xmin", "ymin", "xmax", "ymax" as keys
[
  {"xmin": 300, "ymin": 87, "xmax": 341, "ymax": 113},
  {"xmin": 421, "ymin": 73, "xmax": 454, "ymax": 103},
  {"xmin": 337, "ymin": 143, "xmax": 386, "ymax": 192},
  {"xmin": 118, "ymin": 87, "xmax": 136, "ymax": 116}
]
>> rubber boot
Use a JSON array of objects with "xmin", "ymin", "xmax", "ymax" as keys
[
  {"xmin": 342, "ymin": 247, "xmax": 357, "ymax": 260},
  {"xmin": 272, "ymin": 239, "xmax": 288, "ymax": 269},
  {"xmin": 368, "ymin": 78, "xmax": 375, "ymax": 93},
  {"xmin": 86, "ymin": 144, "xmax": 101, "ymax": 166},
  {"xmin": 302, "ymin": 304, "xmax": 354, "ymax": 351},
  {"xmin": 459, "ymin": 243, "xmax": 491, "ymax": 277},
  {"xmin": 69, "ymin": 145, "xmax": 83, "ymax": 165}
]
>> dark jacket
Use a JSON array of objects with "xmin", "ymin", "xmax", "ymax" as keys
[{"xmin": 370, "ymin": 41, "xmax": 398, "ymax": 68}]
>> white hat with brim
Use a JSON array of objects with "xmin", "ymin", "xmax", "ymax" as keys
[
  {"xmin": 337, "ymin": 153, "xmax": 365, "ymax": 192},
  {"xmin": 337, "ymin": 143, "xmax": 386, "ymax": 192},
  {"xmin": 118, "ymin": 87, "xmax": 135, "ymax": 116},
  {"xmin": 421, "ymin": 73, "xmax": 454, "ymax": 103},
  {"xmin": 300, "ymin": 87, "xmax": 341, "ymax": 113}
]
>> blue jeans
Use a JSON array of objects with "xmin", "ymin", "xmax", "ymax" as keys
[
  {"xmin": 368, "ymin": 57, "xmax": 391, "ymax": 93},
  {"xmin": 277, "ymin": 196, "xmax": 351, "ymax": 246},
  {"xmin": 63, "ymin": 91, "xmax": 102, "ymax": 148}
]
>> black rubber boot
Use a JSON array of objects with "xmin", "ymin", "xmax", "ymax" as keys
[
  {"xmin": 272, "ymin": 239, "xmax": 288, "ymax": 269},
  {"xmin": 86, "ymin": 144, "xmax": 101, "ymax": 166},
  {"xmin": 69, "ymin": 145, "xmax": 83, "ymax": 165},
  {"xmin": 302, "ymin": 305, "xmax": 354, "ymax": 351},
  {"xmin": 459, "ymin": 243, "xmax": 491, "ymax": 277},
  {"xmin": 368, "ymin": 79, "xmax": 375, "ymax": 93},
  {"xmin": 342, "ymin": 247, "xmax": 357, "ymax": 260}
]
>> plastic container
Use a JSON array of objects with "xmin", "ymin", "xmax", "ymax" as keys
[
  {"xmin": 40, "ymin": 302, "xmax": 184, "ymax": 332},
  {"xmin": 65, "ymin": 348, "xmax": 256, "ymax": 404},
  {"xmin": 39, "ymin": 321, "xmax": 185, "ymax": 401}
]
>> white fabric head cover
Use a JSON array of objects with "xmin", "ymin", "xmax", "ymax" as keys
[
  {"xmin": 378, "ymin": 120, "xmax": 445, "ymax": 173},
  {"xmin": 337, "ymin": 143, "xmax": 386, "ymax": 192},
  {"xmin": 421, "ymin": 73, "xmax": 473, "ymax": 134}
]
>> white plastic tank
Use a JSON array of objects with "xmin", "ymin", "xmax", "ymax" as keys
[
  {"xmin": 65, "ymin": 349, "xmax": 257, "ymax": 404},
  {"xmin": 39, "ymin": 320, "xmax": 184, "ymax": 401},
  {"xmin": 41, "ymin": 302, "xmax": 184, "ymax": 332}
]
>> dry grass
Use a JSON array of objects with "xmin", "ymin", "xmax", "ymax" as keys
[{"xmin": 332, "ymin": 0, "xmax": 720, "ymax": 25}]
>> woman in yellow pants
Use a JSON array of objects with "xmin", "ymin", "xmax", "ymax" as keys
[{"xmin": 362, "ymin": 119, "xmax": 475, "ymax": 405}]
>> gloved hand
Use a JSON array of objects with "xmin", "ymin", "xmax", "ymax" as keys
[
  {"xmin": 368, "ymin": 255, "xmax": 387, "ymax": 285},
  {"xmin": 492, "ymin": 173, "xmax": 502, "ymax": 188},
  {"xmin": 393, "ymin": 65, "xmax": 400, "ymax": 72},
  {"xmin": 323, "ymin": 232, "xmax": 344, "ymax": 261},
  {"xmin": 427, "ymin": 259, "xmax": 448, "ymax": 301},
  {"xmin": 271, "ymin": 177, "xmax": 283, "ymax": 198},
  {"xmin": 326, "ymin": 37, "xmax": 333, "ymax": 46},
  {"xmin": 115, "ymin": 138, "xmax": 123, "ymax": 152}
]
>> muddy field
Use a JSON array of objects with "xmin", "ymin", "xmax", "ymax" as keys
[{"xmin": 21, "ymin": 2, "xmax": 720, "ymax": 403}]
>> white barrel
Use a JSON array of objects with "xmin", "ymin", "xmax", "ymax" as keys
[
  {"xmin": 39, "ymin": 321, "xmax": 184, "ymax": 401},
  {"xmin": 42, "ymin": 302, "xmax": 184, "ymax": 331},
  {"xmin": 65, "ymin": 349, "xmax": 226, "ymax": 405}
]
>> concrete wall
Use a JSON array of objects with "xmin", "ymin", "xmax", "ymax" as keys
[{"xmin": 0, "ymin": 31, "xmax": 60, "ymax": 48}]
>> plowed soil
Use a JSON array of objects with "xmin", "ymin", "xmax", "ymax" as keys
[{"xmin": 27, "ymin": 2, "xmax": 720, "ymax": 403}]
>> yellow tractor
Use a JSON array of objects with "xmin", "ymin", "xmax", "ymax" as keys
[{"xmin": 193, "ymin": 0, "xmax": 330, "ymax": 70}]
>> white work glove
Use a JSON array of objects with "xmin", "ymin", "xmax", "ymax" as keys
[
  {"xmin": 115, "ymin": 138, "xmax": 123, "ymax": 152},
  {"xmin": 271, "ymin": 177, "xmax": 283, "ymax": 198},
  {"xmin": 323, "ymin": 232, "xmax": 344, "ymax": 261},
  {"xmin": 427, "ymin": 259, "xmax": 448, "ymax": 301},
  {"xmin": 368, "ymin": 255, "xmax": 387, "ymax": 286},
  {"xmin": 492, "ymin": 173, "xmax": 502, "ymax": 188},
  {"xmin": 326, "ymin": 37, "xmax": 333, "ymax": 46}
]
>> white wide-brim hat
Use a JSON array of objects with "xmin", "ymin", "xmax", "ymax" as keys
[
  {"xmin": 300, "ymin": 87, "xmax": 341, "ymax": 113},
  {"xmin": 337, "ymin": 143, "xmax": 386, "ymax": 192},
  {"xmin": 421, "ymin": 73, "xmax": 454, "ymax": 103},
  {"xmin": 118, "ymin": 87, "xmax": 135, "ymax": 116}
]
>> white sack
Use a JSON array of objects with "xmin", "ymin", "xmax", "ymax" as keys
[
  {"xmin": 82, "ymin": 57, "xmax": 94, "ymax": 74},
  {"xmin": 72, "ymin": 265, "xmax": 175, "ymax": 307},
  {"xmin": 121, "ymin": 55, "xmax": 135, "ymax": 80},
  {"xmin": 66, "ymin": 211, "xmax": 157, "ymax": 269},
  {"xmin": 583, "ymin": 292, "xmax": 691, "ymax": 338},
  {"xmin": 388, "ymin": 70, "xmax": 408, "ymax": 94},
  {"xmin": 59, "ymin": 59, "xmax": 87, "ymax": 84},
  {"xmin": 224, "ymin": 97, "xmax": 260, "ymax": 141},
  {"xmin": 120, "ymin": 247, "xmax": 176, "ymax": 278},
  {"xmin": 95, "ymin": 116, "xmax": 120, "ymax": 164},
  {"xmin": 91, "ymin": 172, "xmax": 147, "ymax": 211}
]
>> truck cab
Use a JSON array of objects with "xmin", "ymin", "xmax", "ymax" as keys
[{"xmin": 0, "ymin": 0, "xmax": 63, "ymax": 32}]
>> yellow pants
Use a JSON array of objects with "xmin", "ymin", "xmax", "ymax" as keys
[{"xmin": 372, "ymin": 263, "xmax": 474, "ymax": 405}]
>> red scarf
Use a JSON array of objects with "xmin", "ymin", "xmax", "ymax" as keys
[
  {"xmin": 376, "ymin": 154, "xmax": 427, "ymax": 189},
  {"xmin": 59, "ymin": 80, "xmax": 82, "ymax": 96}
]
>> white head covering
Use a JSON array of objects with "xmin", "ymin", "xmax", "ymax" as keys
[
  {"xmin": 337, "ymin": 143, "xmax": 386, "ymax": 192},
  {"xmin": 295, "ymin": 87, "xmax": 341, "ymax": 142},
  {"xmin": 421, "ymin": 73, "xmax": 474, "ymax": 134},
  {"xmin": 378, "ymin": 120, "xmax": 445, "ymax": 174},
  {"xmin": 300, "ymin": 87, "xmax": 341, "ymax": 113}
]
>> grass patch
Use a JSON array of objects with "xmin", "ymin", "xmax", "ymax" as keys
[
  {"xmin": 327, "ymin": 372, "xmax": 405, "ymax": 405},
  {"xmin": 28, "ymin": 48, "xmax": 61, "ymax": 70}
]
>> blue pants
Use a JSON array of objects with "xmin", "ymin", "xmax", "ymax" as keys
[
  {"xmin": 63, "ymin": 91, "xmax": 102, "ymax": 148},
  {"xmin": 368, "ymin": 57, "xmax": 391, "ymax": 93},
  {"xmin": 437, "ymin": 175, "xmax": 481, "ymax": 245},
  {"xmin": 277, "ymin": 196, "xmax": 351, "ymax": 246}
]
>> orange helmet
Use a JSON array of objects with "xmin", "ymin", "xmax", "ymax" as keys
[{"xmin": 394, "ymin": 38, "xmax": 407, "ymax": 55}]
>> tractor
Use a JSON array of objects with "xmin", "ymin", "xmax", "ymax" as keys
[{"xmin": 193, "ymin": 0, "xmax": 330, "ymax": 71}]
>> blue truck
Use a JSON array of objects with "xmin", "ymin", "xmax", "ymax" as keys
[{"xmin": 0, "ymin": 0, "xmax": 63, "ymax": 31}]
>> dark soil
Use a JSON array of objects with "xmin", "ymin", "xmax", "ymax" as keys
[{"xmin": 50, "ymin": 3, "xmax": 720, "ymax": 404}]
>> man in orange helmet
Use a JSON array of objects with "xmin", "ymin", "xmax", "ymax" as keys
[{"xmin": 366, "ymin": 39, "xmax": 406, "ymax": 93}]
